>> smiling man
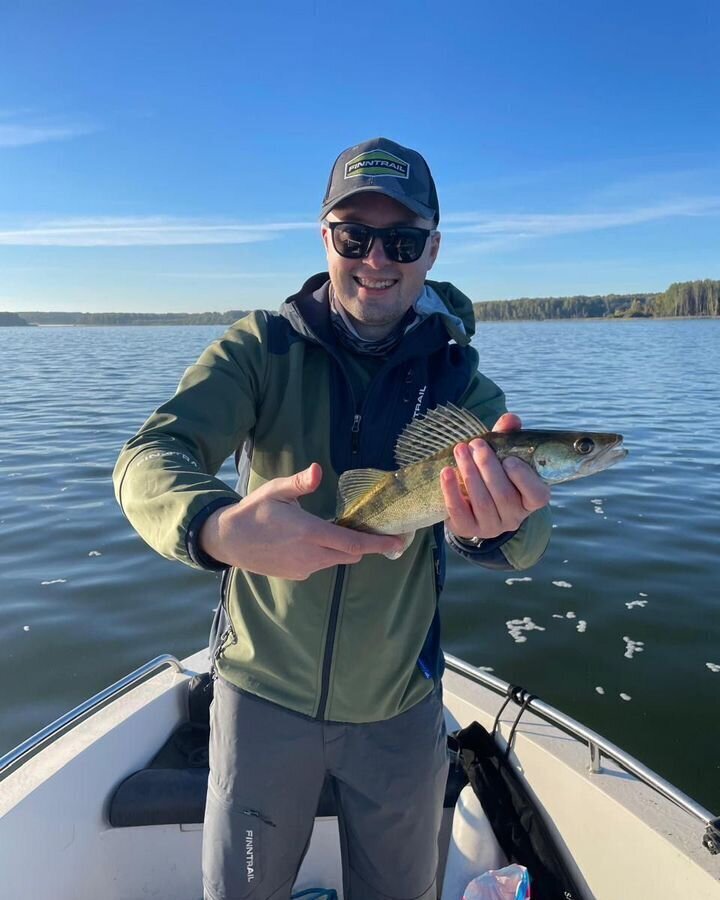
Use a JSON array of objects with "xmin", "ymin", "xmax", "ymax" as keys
[
  {"xmin": 322, "ymin": 193, "xmax": 440, "ymax": 338},
  {"xmin": 114, "ymin": 137, "xmax": 552, "ymax": 900}
]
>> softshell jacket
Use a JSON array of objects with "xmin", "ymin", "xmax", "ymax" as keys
[{"xmin": 113, "ymin": 274, "xmax": 551, "ymax": 723}]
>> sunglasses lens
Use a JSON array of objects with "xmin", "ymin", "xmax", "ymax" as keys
[
  {"xmin": 383, "ymin": 228, "xmax": 427, "ymax": 263},
  {"xmin": 332, "ymin": 223, "xmax": 372, "ymax": 258},
  {"xmin": 329, "ymin": 223, "xmax": 431, "ymax": 262}
]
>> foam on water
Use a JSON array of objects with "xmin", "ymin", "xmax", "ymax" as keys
[
  {"xmin": 3, "ymin": 317, "xmax": 720, "ymax": 813},
  {"xmin": 623, "ymin": 637, "xmax": 644, "ymax": 659},
  {"xmin": 506, "ymin": 617, "xmax": 546, "ymax": 643}
]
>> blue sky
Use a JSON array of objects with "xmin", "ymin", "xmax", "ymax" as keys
[{"xmin": 1, "ymin": 0, "xmax": 718, "ymax": 312}]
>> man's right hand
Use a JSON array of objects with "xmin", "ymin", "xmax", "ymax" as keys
[{"xmin": 199, "ymin": 463, "xmax": 405, "ymax": 580}]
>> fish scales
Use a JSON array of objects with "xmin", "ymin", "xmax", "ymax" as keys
[{"xmin": 333, "ymin": 403, "xmax": 627, "ymax": 557}]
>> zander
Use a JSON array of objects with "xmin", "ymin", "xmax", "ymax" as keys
[{"xmin": 334, "ymin": 403, "xmax": 627, "ymax": 557}]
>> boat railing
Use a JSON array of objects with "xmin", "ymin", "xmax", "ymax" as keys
[
  {"xmin": 0, "ymin": 654, "xmax": 185, "ymax": 779},
  {"xmin": 444, "ymin": 653, "xmax": 719, "ymax": 855},
  {"xmin": 2, "ymin": 651, "xmax": 718, "ymax": 854}
]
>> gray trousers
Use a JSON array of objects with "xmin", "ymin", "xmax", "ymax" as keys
[{"xmin": 202, "ymin": 676, "xmax": 449, "ymax": 900}]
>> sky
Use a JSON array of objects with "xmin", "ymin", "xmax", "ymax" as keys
[{"xmin": 1, "ymin": 0, "xmax": 718, "ymax": 313}]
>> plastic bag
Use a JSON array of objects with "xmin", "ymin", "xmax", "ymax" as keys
[
  {"xmin": 463, "ymin": 864, "xmax": 531, "ymax": 900},
  {"xmin": 291, "ymin": 890, "xmax": 338, "ymax": 900}
]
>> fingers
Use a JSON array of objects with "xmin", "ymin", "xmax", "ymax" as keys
[
  {"xmin": 458, "ymin": 440, "xmax": 516, "ymax": 534},
  {"xmin": 502, "ymin": 457, "xmax": 551, "ymax": 511},
  {"xmin": 443, "ymin": 439, "xmax": 550, "ymax": 539},
  {"xmin": 243, "ymin": 542, "xmax": 365, "ymax": 581},
  {"xmin": 493, "ymin": 412, "xmax": 522, "ymax": 432},
  {"xmin": 265, "ymin": 463, "xmax": 323, "ymax": 501},
  {"xmin": 276, "ymin": 546, "xmax": 365, "ymax": 580},
  {"xmin": 441, "ymin": 466, "xmax": 478, "ymax": 538},
  {"xmin": 310, "ymin": 518, "xmax": 406, "ymax": 558},
  {"xmin": 256, "ymin": 528, "xmax": 405, "ymax": 580}
]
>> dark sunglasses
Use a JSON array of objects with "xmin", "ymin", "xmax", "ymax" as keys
[{"xmin": 325, "ymin": 221, "xmax": 436, "ymax": 263}]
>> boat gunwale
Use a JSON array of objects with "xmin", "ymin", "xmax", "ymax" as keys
[
  {"xmin": 0, "ymin": 654, "xmax": 184, "ymax": 779},
  {"xmin": 1, "ymin": 650, "xmax": 716, "ymax": 853},
  {"xmin": 444, "ymin": 653, "xmax": 718, "ymax": 836}
]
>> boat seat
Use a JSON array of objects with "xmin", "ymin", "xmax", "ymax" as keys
[{"xmin": 109, "ymin": 721, "xmax": 468, "ymax": 828}]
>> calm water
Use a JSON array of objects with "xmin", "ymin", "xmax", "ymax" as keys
[{"xmin": 1, "ymin": 319, "xmax": 719, "ymax": 812}]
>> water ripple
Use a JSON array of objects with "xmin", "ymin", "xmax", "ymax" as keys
[{"xmin": 1, "ymin": 319, "xmax": 719, "ymax": 810}]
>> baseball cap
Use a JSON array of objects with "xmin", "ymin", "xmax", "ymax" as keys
[{"xmin": 320, "ymin": 137, "xmax": 440, "ymax": 224}]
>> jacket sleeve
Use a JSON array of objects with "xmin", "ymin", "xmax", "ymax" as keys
[
  {"xmin": 112, "ymin": 311, "xmax": 269, "ymax": 569},
  {"xmin": 445, "ymin": 349, "xmax": 552, "ymax": 571}
]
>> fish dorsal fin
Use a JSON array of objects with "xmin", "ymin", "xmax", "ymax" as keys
[
  {"xmin": 336, "ymin": 468, "xmax": 388, "ymax": 519},
  {"xmin": 394, "ymin": 403, "xmax": 489, "ymax": 467}
]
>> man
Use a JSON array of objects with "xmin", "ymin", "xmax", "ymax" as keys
[{"xmin": 113, "ymin": 137, "xmax": 552, "ymax": 900}]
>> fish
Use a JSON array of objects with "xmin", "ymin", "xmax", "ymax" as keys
[{"xmin": 334, "ymin": 403, "xmax": 627, "ymax": 558}]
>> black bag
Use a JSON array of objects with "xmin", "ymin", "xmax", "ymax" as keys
[{"xmin": 451, "ymin": 692, "xmax": 586, "ymax": 900}]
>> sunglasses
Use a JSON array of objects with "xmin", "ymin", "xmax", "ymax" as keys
[{"xmin": 325, "ymin": 221, "xmax": 436, "ymax": 264}]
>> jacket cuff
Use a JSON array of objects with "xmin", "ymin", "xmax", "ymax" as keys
[
  {"xmin": 186, "ymin": 498, "xmax": 239, "ymax": 571},
  {"xmin": 445, "ymin": 526, "xmax": 517, "ymax": 570}
]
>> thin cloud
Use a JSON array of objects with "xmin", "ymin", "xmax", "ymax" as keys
[
  {"xmin": 0, "ymin": 216, "xmax": 316, "ymax": 246},
  {"xmin": 161, "ymin": 271, "xmax": 284, "ymax": 279},
  {"xmin": 0, "ymin": 112, "xmax": 96, "ymax": 148},
  {"xmin": 442, "ymin": 197, "xmax": 720, "ymax": 254}
]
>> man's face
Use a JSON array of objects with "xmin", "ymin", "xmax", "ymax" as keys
[{"xmin": 321, "ymin": 192, "xmax": 441, "ymax": 340}]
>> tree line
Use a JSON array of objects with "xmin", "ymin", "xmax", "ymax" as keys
[
  {"xmin": 473, "ymin": 279, "xmax": 720, "ymax": 321},
  {"xmin": 4, "ymin": 279, "xmax": 718, "ymax": 326},
  {"xmin": 0, "ymin": 312, "xmax": 32, "ymax": 326},
  {"xmin": 8, "ymin": 310, "xmax": 249, "ymax": 326}
]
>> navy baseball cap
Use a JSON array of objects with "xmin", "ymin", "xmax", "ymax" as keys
[{"xmin": 320, "ymin": 137, "xmax": 440, "ymax": 224}]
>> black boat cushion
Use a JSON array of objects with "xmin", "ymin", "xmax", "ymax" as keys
[{"xmin": 108, "ymin": 723, "xmax": 468, "ymax": 828}]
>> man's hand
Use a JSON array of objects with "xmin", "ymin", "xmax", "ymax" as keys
[
  {"xmin": 199, "ymin": 463, "xmax": 405, "ymax": 580},
  {"xmin": 440, "ymin": 413, "xmax": 551, "ymax": 541}
]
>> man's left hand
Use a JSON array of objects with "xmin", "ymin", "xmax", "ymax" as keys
[{"xmin": 440, "ymin": 413, "xmax": 551, "ymax": 541}]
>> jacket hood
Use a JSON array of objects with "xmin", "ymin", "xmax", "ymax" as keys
[{"xmin": 422, "ymin": 280, "xmax": 476, "ymax": 344}]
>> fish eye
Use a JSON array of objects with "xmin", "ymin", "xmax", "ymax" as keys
[{"xmin": 574, "ymin": 437, "xmax": 595, "ymax": 455}]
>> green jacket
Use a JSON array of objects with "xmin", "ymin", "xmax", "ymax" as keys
[{"xmin": 113, "ymin": 275, "xmax": 551, "ymax": 723}]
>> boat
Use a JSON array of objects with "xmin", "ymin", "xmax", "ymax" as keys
[{"xmin": 1, "ymin": 649, "xmax": 718, "ymax": 899}]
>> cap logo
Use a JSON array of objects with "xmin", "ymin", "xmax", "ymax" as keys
[{"xmin": 344, "ymin": 150, "xmax": 410, "ymax": 180}]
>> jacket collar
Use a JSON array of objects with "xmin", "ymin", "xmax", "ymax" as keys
[{"xmin": 280, "ymin": 273, "xmax": 475, "ymax": 359}]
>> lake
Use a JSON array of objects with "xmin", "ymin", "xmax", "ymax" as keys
[{"xmin": 1, "ymin": 318, "xmax": 718, "ymax": 812}]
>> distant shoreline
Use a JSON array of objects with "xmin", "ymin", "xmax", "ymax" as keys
[
  {"xmin": 6, "ymin": 317, "xmax": 718, "ymax": 328},
  {"xmin": 3, "ymin": 278, "xmax": 718, "ymax": 326}
]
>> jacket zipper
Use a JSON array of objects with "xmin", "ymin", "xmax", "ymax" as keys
[
  {"xmin": 316, "ymin": 355, "xmax": 414, "ymax": 717},
  {"xmin": 316, "ymin": 564, "xmax": 347, "ymax": 719},
  {"xmin": 209, "ymin": 569, "xmax": 235, "ymax": 680},
  {"xmin": 351, "ymin": 413, "xmax": 362, "ymax": 454},
  {"xmin": 211, "ymin": 622, "xmax": 237, "ymax": 680},
  {"xmin": 317, "ymin": 397, "xmax": 366, "ymax": 718}
]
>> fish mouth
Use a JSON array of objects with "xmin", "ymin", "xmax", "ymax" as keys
[{"xmin": 586, "ymin": 435, "xmax": 628, "ymax": 473}]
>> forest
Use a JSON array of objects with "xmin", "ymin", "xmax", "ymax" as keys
[
  {"xmin": 4, "ymin": 280, "xmax": 718, "ymax": 327},
  {"xmin": 473, "ymin": 279, "xmax": 720, "ymax": 321},
  {"xmin": 7, "ymin": 310, "xmax": 247, "ymax": 326},
  {"xmin": 0, "ymin": 312, "xmax": 31, "ymax": 326}
]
